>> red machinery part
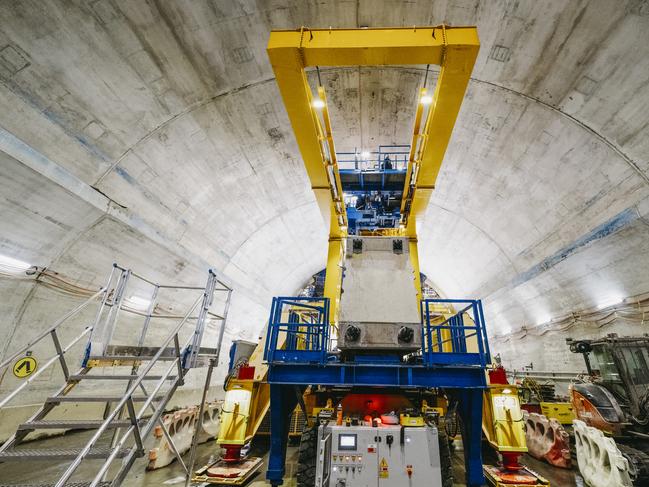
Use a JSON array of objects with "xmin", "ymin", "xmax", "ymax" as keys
[
  {"xmin": 488, "ymin": 366, "xmax": 509, "ymax": 385},
  {"xmin": 206, "ymin": 458, "xmax": 262, "ymax": 479},
  {"xmin": 237, "ymin": 365, "xmax": 255, "ymax": 380},
  {"xmin": 221, "ymin": 444, "xmax": 243, "ymax": 463},
  {"xmin": 501, "ymin": 451, "xmax": 523, "ymax": 471},
  {"xmin": 520, "ymin": 403, "xmax": 542, "ymax": 415},
  {"xmin": 497, "ymin": 471, "xmax": 538, "ymax": 485},
  {"xmin": 484, "ymin": 465, "xmax": 541, "ymax": 485},
  {"xmin": 498, "ymin": 471, "xmax": 537, "ymax": 485}
]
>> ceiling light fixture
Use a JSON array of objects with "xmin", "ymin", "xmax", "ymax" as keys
[
  {"xmin": 0, "ymin": 254, "xmax": 32, "ymax": 274},
  {"xmin": 420, "ymin": 94, "xmax": 433, "ymax": 105},
  {"xmin": 312, "ymin": 98, "xmax": 325, "ymax": 109}
]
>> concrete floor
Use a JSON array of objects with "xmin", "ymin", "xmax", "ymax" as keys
[{"xmin": 0, "ymin": 430, "xmax": 585, "ymax": 486}]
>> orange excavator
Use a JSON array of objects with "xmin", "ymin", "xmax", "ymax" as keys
[{"xmin": 568, "ymin": 335, "xmax": 649, "ymax": 484}]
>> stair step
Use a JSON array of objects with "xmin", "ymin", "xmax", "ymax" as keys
[
  {"xmin": 86, "ymin": 344, "xmax": 218, "ymax": 366},
  {"xmin": 17, "ymin": 419, "xmax": 141, "ymax": 431},
  {"xmin": 87, "ymin": 355, "xmax": 178, "ymax": 362},
  {"xmin": 46, "ymin": 394, "xmax": 163, "ymax": 403},
  {"xmin": 68, "ymin": 374, "xmax": 175, "ymax": 381},
  {"xmin": 104, "ymin": 344, "xmax": 217, "ymax": 357},
  {"xmin": 0, "ymin": 447, "xmax": 129, "ymax": 461}
]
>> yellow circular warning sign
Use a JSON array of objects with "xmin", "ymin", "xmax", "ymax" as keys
[{"xmin": 13, "ymin": 356, "xmax": 37, "ymax": 378}]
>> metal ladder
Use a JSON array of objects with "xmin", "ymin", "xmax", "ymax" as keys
[{"xmin": 0, "ymin": 264, "xmax": 231, "ymax": 487}]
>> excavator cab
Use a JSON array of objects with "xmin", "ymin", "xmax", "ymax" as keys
[{"xmin": 568, "ymin": 335, "xmax": 649, "ymax": 433}]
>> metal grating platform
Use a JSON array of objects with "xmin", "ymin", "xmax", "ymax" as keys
[
  {"xmin": 17, "ymin": 419, "xmax": 140, "ymax": 430},
  {"xmin": 0, "ymin": 447, "xmax": 130, "ymax": 460}
]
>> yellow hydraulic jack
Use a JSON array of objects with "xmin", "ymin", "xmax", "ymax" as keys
[
  {"xmin": 191, "ymin": 338, "xmax": 270, "ymax": 484},
  {"xmin": 482, "ymin": 367, "xmax": 550, "ymax": 486},
  {"xmin": 193, "ymin": 306, "xmax": 318, "ymax": 484}
]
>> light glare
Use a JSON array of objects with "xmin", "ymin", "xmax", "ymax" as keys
[
  {"xmin": 420, "ymin": 95, "xmax": 433, "ymax": 105},
  {"xmin": 128, "ymin": 295, "xmax": 152, "ymax": 311},
  {"xmin": 597, "ymin": 295, "xmax": 624, "ymax": 309},
  {"xmin": 0, "ymin": 254, "xmax": 32, "ymax": 274},
  {"xmin": 312, "ymin": 98, "xmax": 325, "ymax": 109}
]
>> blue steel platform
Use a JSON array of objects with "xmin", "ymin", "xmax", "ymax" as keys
[
  {"xmin": 267, "ymin": 362, "xmax": 487, "ymax": 388},
  {"xmin": 263, "ymin": 297, "xmax": 490, "ymax": 487}
]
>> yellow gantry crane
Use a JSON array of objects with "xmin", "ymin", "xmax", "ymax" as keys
[{"xmin": 212, "ymin": 26, "xmax": 530, "ymax": 487}]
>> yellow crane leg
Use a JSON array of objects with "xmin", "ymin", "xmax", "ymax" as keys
[{"xmin": 323, "ymin": 237, "xmax": 345, "ymax": 327}]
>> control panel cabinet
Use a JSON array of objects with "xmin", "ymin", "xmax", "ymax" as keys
[{"xmin": 315, "ymin": 424, "xmax": 442, "ymax": 487}]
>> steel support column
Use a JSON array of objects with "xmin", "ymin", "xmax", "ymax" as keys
[
  {"xmin": 456, "ymin": 388, "xmax": 486, "ymax": 487},
  {"xmin": 266, "ymin": 384, "xmax": 301, "ymax": 485}
]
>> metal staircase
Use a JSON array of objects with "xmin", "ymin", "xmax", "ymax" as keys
[{"xmin": 0, "ymin": 264, "xmax": 231, "ymax": 487}]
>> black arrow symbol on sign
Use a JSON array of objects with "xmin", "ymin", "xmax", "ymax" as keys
[{"xmin": 17, "ymin": 360, "xmax": 32, "ymax": 374}]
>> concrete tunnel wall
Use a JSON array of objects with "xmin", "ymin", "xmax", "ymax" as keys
[{"xmin": 0, "ymin": 0, "xmax": 649, "ymax": 435}]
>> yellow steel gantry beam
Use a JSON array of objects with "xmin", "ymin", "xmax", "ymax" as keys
[{"xmin": 267, "ymin": 26, "xmax": 479, "ymax": 321}]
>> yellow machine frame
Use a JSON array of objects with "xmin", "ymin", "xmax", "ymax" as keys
[{"xmin": 267, "ymin": 26, "xmax": 479, "ymax": 323}]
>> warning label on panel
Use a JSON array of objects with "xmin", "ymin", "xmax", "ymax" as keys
[{"xmin": 379, "ymin": 457, "xmax": 389, "ymax": 478}]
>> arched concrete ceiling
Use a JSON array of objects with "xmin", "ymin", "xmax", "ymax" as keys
[{"xmin": 0, "ymin": 0, "xmax": 648, "ymax": 358}]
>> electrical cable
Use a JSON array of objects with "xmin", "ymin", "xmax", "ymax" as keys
[
  {"xmin": 0, "ymin": 266, "xmax": 202, "ymax": 317},
  {"xmin": 492, "ymin": 293, "xmax": 649, "ymax": 343}
]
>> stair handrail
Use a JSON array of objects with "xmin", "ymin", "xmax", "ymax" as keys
[
  {"xmin": 54, "ymin": 292, "xmax": 204, "ymax": 487},
  {"xmin": 0, "ymin": 287, "xmax": 105, "ymax": 371},
  {"xmin": 0, "ymin": 287, "xmax": 106, "ymax": 409}
]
